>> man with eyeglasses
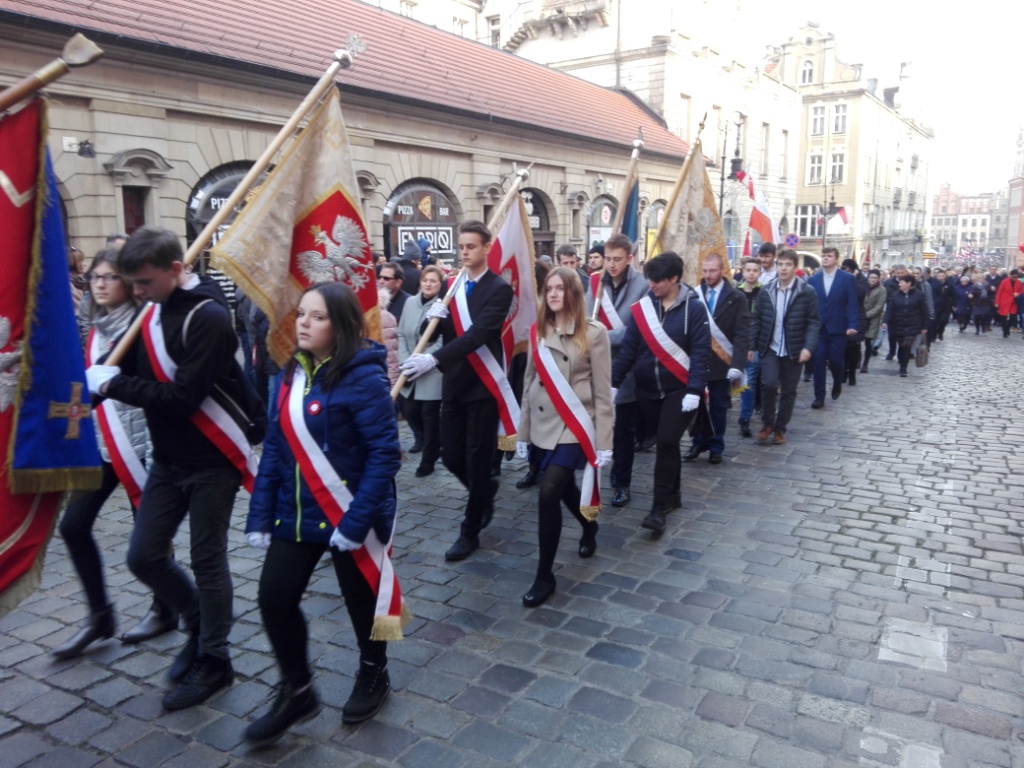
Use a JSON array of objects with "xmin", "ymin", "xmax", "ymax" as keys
[{"xmin": 378, "ymin": 262, "xmax": 410, "ymax": 321}]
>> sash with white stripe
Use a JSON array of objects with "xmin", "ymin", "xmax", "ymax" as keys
[
  {"xmin": 631, "ymin": 296, "xmax": 690, "ymax": 386},
  {"xmin": 450, "ymin": 278, "xmax": 521, "ymax": 443},
  {"xmin": 89, "ymin": 329, "xmax": 147, "ymax": 507},
  {"xmin": 590, "ymin": 273, "xmax": 624, "ymax": 331},
  {"xmin": 697, "ymin": 287, "xmax": 747, "ymax": 391},
  {"xmin": 529, "ymin": 325, "xmax": 601, "ymax": 519},
  {"xmin": 279, "ymin": 366, "xmax": 409, "ymax": 640},
  {"xmin": 140, "ymin": 304, "xmax": 258, "ymax": 493}
]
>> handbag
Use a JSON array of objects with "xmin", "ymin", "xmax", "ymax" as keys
[{"xmin": 915, "ymin": 341, "xmax": 929, "ymax": 368}]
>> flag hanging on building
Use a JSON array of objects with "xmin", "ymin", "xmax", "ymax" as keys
[
  {"xmin": 621, "ymin": 179, "xmax": 640, "ymax": 243},
  {"xmin": 211, "ymin": 88, "xmax": 379, "ymax": 366},
  {"xmin": 1, "ymin": 98, "xmax": 102, "ymax": 617},
  {"xmin": 749, "ymin": 191, "xmax": 781, "ymax": 246},
  {"xmin": 487, "ymin": 194, "xmax": 538, "ymax": 363},
  {"xmin": 650, "ymin": 140, "xmax": 727, "ymax": 286},
  {"xmin": 832, "ymin": 207, "xmax": 848, "ymax": 225}
]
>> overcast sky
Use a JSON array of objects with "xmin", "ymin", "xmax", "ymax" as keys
[{"xmin": 737, "ymin": 0, "xmax": 1022, "ymax": 195}]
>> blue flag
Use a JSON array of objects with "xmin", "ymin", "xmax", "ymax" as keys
[{"xmin": 622, "ymin": 180, "xmax": 640, "ymax": 243}]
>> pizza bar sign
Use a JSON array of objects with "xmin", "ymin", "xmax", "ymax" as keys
[{"xmin": 398, "ymin": 226, "xmax": 454, "ymax": 254}]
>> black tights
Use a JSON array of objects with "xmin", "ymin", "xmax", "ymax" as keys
[{"xmin": 535, "ymin": 464, "xmax": 592, "ymax": 583}]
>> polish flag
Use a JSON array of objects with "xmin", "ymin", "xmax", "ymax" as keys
[
  {"xmin": 742, "ymin": 231, "xmax": 751, "ymax": 257},
  {"xmin": 734, "ymin": 167, "xmax": 755, "ymax": 200},
  {"xmin": 833, "ymin": 207, "xmax": 848, "ymax": 224},
  {"xmin": 749, "ymin": 192, "xmax": 780, "ymax": 245}
]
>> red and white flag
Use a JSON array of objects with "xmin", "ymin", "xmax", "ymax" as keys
[
  {"xmin": 487, "ymin": 194, "xmax": 538, "ymax": 363},
  {"xmin": 734, "ymin": 166, "xmax": 755, "ymax": 200},
  {"xmin": 833, "ymin": 207, "xmax": 848, "ymax": 225},
  {"xmin": 749, "ymin": 192, "xmax": 780, "ymax": 245},
  {"xmin": 742, "ymin": 231, "xmax": 751, "ymax": 257}
]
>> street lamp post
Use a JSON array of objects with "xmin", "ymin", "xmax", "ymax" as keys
[
  {"xmin": 718, "ymin": 113, "xmax": 745, "ymax": 217},
  {"xmin": 821, "ymin": 178, "xmax": 838, "ymax": 250}
]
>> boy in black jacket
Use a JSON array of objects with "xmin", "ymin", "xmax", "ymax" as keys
[{"xmin": 88, "ymin": 226, "xmax": 261, "ymax": 711}]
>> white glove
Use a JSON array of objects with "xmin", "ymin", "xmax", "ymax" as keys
[
  {"xmin": 727, "ymin": 368, "xmax": 742, "ymax": 382},
  {"xmin": 424, "ymin": 300, "xmax": 449, "ymax": 321},
  {"xmin": 610, "ymin": 387, "xmax": 619, "ymax": 404},
  {"xmin": 400, "ymin": 353, "xmax": 438, "ymax": 381},
  {"xmin": 86, "ymin": 364, "xmax": 120, "ymax": 394},
  {"xmin": 595, "ymin": 450, "xmax": 613, "ymax": 468},
  {"xmin": 681, "ymin": 394, "xmax": 700, "ymax": 412},
  {"xmin": 246, "ymin": 532, "xmax": 271, "ymax": 550},
  {"xmin": 516, "ymin": 441, "xmax": 529, "ymax": 460},
  {"xmin": 330, "ymin": 528, "xmax": 361, "ymax": 551}
]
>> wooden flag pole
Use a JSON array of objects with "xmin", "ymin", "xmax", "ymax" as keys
[
  {"xmin": 592, "ymin": 133, "xmax": 644, "ymax": 320},
  {"xmin": 390, "ymin": 168, "xmax": 531, "ymax": 400},
  {"xmin": 104, "ymin": 49, "xmax": 354, "ymax": 368},
  {"xmin": 650, "ymin": 115, "xmax": 708, "ymax": 256},
  {"xmin": 0, "ymin": 34, "xmax": 104, "ymax": 111}
]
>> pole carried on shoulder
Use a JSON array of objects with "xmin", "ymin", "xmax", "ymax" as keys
[
  {"xmin": 104, "ymin": 49, "xmax": 356, "ymax": 367},
  {"xmin": 390, "ymin": 167, "xmax": 531, "ymax": 401},
  {"xmin": 0, "ymin": 34, "xmax": 104, "ymax": 111}
]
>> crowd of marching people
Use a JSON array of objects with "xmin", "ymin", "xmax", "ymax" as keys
[{"xmin": 54, "ymin": 222, "xmax": 1019, "ymax": 746}]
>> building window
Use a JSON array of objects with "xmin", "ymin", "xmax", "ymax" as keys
[
  {"xmin": 122, "ymin": 187, "xmax": 147, "ymax": 234},
  {"xmin": 760, "ymin": 123, "xmax": 770, "ymax": 175},
  {"xmin": 679, "ymin": 93, "xmax": 691, "ymax": 141},
  {"xmin": 400, "ymin": 0, "xmax": 416, "ymax": 17},
  {"xmin": 454, "ymin": 17, "xmax": 468, "ymax": 36},
  {"xmin": 488, "ymin": 15, "xmax": 501, "ymax": 47},
  {"xmin": 811, "ymin": 106, "xmax": 825, "ymax": 136},
  {"xmin": 831, "ymin": 152, "xmax": 845, "ymax": 184},
  {"xmin": 781, "ymin": 129, "xmax": 789, "ymax": 179},
  {"xmin": 801, "ymin": 61, "xmax": 814, "ymax": 84},
  {"xmin": 833, "ymin": 104, "xmax": 847, "ymax": 134},
  {"xmin": 808, "ymin": 154, "xmax": 823, "ymax": 184},
  {"xmin": 962, "ymin": 218, "xmax": 967, "ymax": 227},
  {"xmin": 795, "ymin": 204, "xmax": 822, "ymax": 237}
]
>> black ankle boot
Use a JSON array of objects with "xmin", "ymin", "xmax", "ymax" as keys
[
  {"xmin": 579, "ymin": 521, "xmax": 599, "ymax": 558},
  {"xmin": 244, "ymin": 680, "xmax": 321, "ymax": 746},
  {"xmin": 52, "ymin": 604, "xmax": 116, "ymax": 660},
  {"xmin": 342, "ymin": 662, "xmax": 390, "ymax": 724}
]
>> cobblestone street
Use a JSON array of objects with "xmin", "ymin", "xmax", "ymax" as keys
[{"xmin": 3, "ymin": 330, "xmax": 1024, "ymax": 768}]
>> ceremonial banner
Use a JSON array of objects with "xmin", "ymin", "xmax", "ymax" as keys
[
  {"xmin": 621, "ymin": 179, "xmax": 640, "ymax": 243},
  {"xmin": 211, "ymin": 89, "xmax": 379, "ymax": 366},
  {"xmin": 487, "ymin": 194, "xmax": 538, "ymax": 362},
  {"xmin": 651, "ymin": 140, "xmax": 727, "ymax": 286},
  {"xmin": 1, "ymin": 98, "xmax": 102, "ymax": 616}
]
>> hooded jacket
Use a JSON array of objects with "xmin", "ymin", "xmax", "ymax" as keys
[{"xmin": 247, "ymin": 344, "xmax": 402, "ymax": 546}]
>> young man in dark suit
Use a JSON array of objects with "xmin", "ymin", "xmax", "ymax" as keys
[
  {"xmin": 400, "ymin": 221, "xmax": 513, "ymax": 561},
  {"xmin": 807, "ymin": 247, "xmax": 860, "ymax": 409}
]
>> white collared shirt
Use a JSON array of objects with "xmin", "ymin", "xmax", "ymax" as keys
[
  {"xmin": 770, "ymin": 281, "xmax": 794, "ymax": 356},
  {"xmin": 822, "ymin": 269, "xmax": 836, "ymax": 297}
]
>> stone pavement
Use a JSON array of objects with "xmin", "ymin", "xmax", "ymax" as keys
[{"xmin": 3, "ymin": 329, "xmax": 1024, "ymax": 768}]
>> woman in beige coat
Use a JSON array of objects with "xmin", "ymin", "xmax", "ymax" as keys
[{"xmin": 517, "ymin": 267, "xmax": 614, "ymax": 607}]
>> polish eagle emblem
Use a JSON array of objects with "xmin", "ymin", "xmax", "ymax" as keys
[
  {"xmin": 0, "ymin": 316, "xmax": 23, "ymax": 413},
  {"xmin": 296, "ymin": 215, "xmax": 372, "ymax": 290}
]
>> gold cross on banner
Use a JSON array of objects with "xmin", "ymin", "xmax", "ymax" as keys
[{"xmin": 48, "ymin": 382, "xmax": 91, "ymax": 439}]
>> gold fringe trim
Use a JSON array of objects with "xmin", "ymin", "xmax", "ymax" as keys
[
  {"xmin": 8, "ymin": 467, "xmax": 102, "ymax": 494},
  {"xmin": 580, "ymin": 504, "xmax": 600, "ymax": 522},
  {"xmin": 368, "ymin": 602, "xmax": 413, "ymax": 642},
  {"xmin": 497, "ymin": 434, "xmax": 517, "ymax": 452},
  {"xmin": 400, "ymin": 601, "xmax": 413, "ymax": 626},
  {"xmin": 0, "ymin": 495, "xmax": 59, "ymax": 620},
  {"xmin": 730, "ymin": 383, "xmax": 748, "ymax": 398}
]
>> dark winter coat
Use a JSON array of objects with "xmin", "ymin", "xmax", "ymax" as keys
[
  {"xmin": 883, "ymin": 289, "xmax": 929, "ymax": 339},
  {"xmin": 749, "ymin": 277, "xmax": 821, "ymax": 359},
  {"xmin": 970, "ymin": 284, "xmax": 993, "ymax": 319},
  {"xmin": 953, "ymin": 283, "xmax": 974, "ymax": 317},
  {"xmin": 697, "ymin": 280, "xmax": 751, "ymax": 381},
  {"xmin": 247, "ymin": 344, "xmax": 402, "ymax": 546}
]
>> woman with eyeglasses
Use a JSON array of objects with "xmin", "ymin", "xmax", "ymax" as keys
[{"xmin": 53, "ymin": 249, "xmax": 176, "ymax": 660}]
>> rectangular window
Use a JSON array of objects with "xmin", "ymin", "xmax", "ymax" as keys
[
  {"xmin": 781, "ymin": 130, "xmax": 789, "ymax": 179},
  {"xmin": 795, "ymin": 204, "xmax": 823, "ymax": 238},
  {"xmin": 833, "ymin": 104, "xmax": 847, "ymax": 133},
  {"xmin": 679, "ymin": 93, "xmax": 691, "ymax": 142},
  {"xmin": 811, "ymin": 106, "xmax": 825, "ymax": 136},
  {"xmin": 400, "ymin": 0, "xmax": 416, "ymax": 17},
  {"xmin": 488, "ymin": 15, "xmax": 500, "ymax": 46},
  {"xmin": 760, "ymin": 123, "xmax": 769, "ymax": 175},
  {"xmin": 808, "ymin": 154, "xmax": 823, "ymax": 184},
  {"xmin": 831, "ymin": 152, "xmax": 845, "ymax": 184},
  {"xmin": 122, "ymin": 186, "xmax": 147, "ymax": 234}
]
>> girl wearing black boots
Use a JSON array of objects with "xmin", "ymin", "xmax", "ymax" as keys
[{"xmin": 53, "ymin": 249, "xmax": 176, "ymax": 661}]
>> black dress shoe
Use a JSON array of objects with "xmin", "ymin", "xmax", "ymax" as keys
[
  {"xmin": 414, "ymin": 465, "xmax": 434, "ymax": 478},
  {"xmin": 409, "ymin": 441, "xmax": 423, "ymax": 454},
  {"xmin": 168, "ymin": 633, "xmax": 200, "ymax": 683},
  {"xmin": 708, "ymin": 453, "xmax": 723, "ymax": 465},
  {"xmin": 810, "ymin": 399, "xmax": 825, "ymax": 409},
  {"xmin": 445, "ymin": 535, "xmax": 479, "ymax": 561},
  {"xmin": 831, "ymin": 382, "xmax": 842, "ymax": 400},
  {"xmin": 522, "ymin": 578, "xmax": 556, "ymax": 607},
  {"xmin": 578, "ymin": 522, "xmax": 599, "ymax": 558},
  {"xmin": 163, "ymin": 654, "xmax": 233, "ymax": 711},
  {"xmin": 885, "ymin": 353, "xmax": 895, "ymax": 360},
  {"xmin": 802, "ymin": 375, "xmax": 812, "ymax": 382},
  {"xmin": 640, "ymin": 507, "xmax": 667, "ymax": 534},
  {"xmin": 611, "ymin": 487, "xmax": 631, "ymax": 507},
  {"xmin": 515, "ymin": 470, "xmax": 539, "ymax": 489},
  {"xmin": 121, "ymin": 606, "xmax": 178, "ymax": 644},
  {"xmin": 739, "ymin": 419, "xmax": 752, "ymax": 437},
  {"xmin": 244, "ymin": 681, "xmax": 321, "ymax": 747},
  {"xmin": 52, "ymin": 605, "xmax": 115, "ymax": 660},
  {"xmin": 682, "ymin": 445, "xmax": 703, "ymax": 462}
]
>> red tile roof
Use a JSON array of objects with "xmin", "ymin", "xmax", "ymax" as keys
[{"xmin": 3, "ymin": 0, "xmax": 689, "ymax": 160}]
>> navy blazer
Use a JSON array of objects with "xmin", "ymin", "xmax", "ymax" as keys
[{"xmin": 807, "ymin": 269, "xmax": 860, "ymax": 335}]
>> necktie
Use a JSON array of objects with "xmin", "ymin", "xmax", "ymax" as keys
[
  {"xmin": 465, "ymin": 280, "xmax": 475, "ymax": 298},
  {"xmin": 707, "ymin": 288, "xmax": 716, "ymax": 313}
]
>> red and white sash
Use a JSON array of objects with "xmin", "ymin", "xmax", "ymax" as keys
[
  {"xmin": 631, "ymin": 296, "xmax": 690, "ymax": 386},
  {"xmin": 697, "ymin": 287, "xmax": 747, "ymax": 391},
  {"xmin": 590, "ymin": 273, "xmax": 624, "ymax": 331},
  {"xmin": 450, "ymin": 276, "xmax": 521, "ymax": 444},
  {"xmin": 529, "ymin": 325, "xmax": 601, "ymax": 519},
  {"xmin": 88, "ymin": 329, "xmax": 147, "ymax": 507},
  {"xmin": 279, "ymin": 365, "xmax": 408, "ymax": 640},
  {"xmin": 140, "ymin": 304, "xmax": 258, "ymax": 493}
]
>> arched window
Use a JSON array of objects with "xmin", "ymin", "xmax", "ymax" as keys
[{"xmin": 800, "ymin": 61, "xmax": 814, "ymax": 84}]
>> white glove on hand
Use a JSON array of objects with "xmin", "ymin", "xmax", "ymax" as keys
[
  {"xmin": 516, "ymin": 441, "xmax": 529, "ymax": 460},
  {"xmin": 330, "ymin": 528, "xmax": 361, "ymax": 551},
  {"xmin": 86, "ymin": 364, "xmax": 120, "ymax": 394},
  {"xmin": 400, "ymin": 353, "xmax": 438, "ymax": 381},
  {"xmin": 595, "ymin": 449, "xmax": 613, "ymax": 468},
  {"xmin": 246, "ymin": 532, "xmax": 271, "ymax": 550},
  {"xmin": 727, "ymin": 368, "xmax": 742, "ymax": 383},
  {"xmin": 610, "ymin": 387, "xmax": 619, "ymax": 404},
  {"xmin": 681, "ymin": 393, "xmax": 701, "ymax": 412},
  {"xmin": 424, "ymin": 300, "xmax": 449, "ymax": 321}
]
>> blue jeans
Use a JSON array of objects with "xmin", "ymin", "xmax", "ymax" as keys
[
  {"xmin": 739, "ymin": 352, "xmax": 760, "ymax": 422},
  {"xmin": 691, "ymin": 379, "xmax": 732, "ymax": 454},
  {"xmin": 813, "ymin": 331, "xmax": 847, "ymax": 401}
]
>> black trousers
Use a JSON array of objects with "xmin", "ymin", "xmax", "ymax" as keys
[
  {"xmin": 638, "ymin": 391, "xmax": 696, "ymax": 507},
  {"xmin": 440, "ymin": 398, "xmax": 499, "ymax": 537},
  {"xmin": 534, "ymin": 464, "xmax": 591, "ymax": 582},
  {"xmin": 403, "ymin": 397, "xmax": 441, "ymax": 469},
  {"xmin": 59, "ymin": 462, "xmax": 122, "ymax": 613},
  {"xmin": 610, "ymin": 401, "xmax": 637, "ymax": 490},
  {"xmin": 259, "ymin": 538, "xmax": 385, "ymax": 686}
]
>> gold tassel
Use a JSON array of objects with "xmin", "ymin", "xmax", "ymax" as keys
[
  {"xmin": 8, "ymin": 467, "xmax": 102, "ymax": 494},
  {"xmin": 370, "ymin": 614, "xmax": 406, "ymax": 642},
  {"xmin": 580, "ymin": 504, "xmax": 600, "ymax": 522},
  {"xmin": 730, "ymin": 383, "xmax": 748, "ymax": 398},
  {"xmin": 497, "ymin": 434, "xmax": 517, "ymax": 452},
  {"xmin": 399, "ymin": 602, "xmax": 413, "ymax": 627}
]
